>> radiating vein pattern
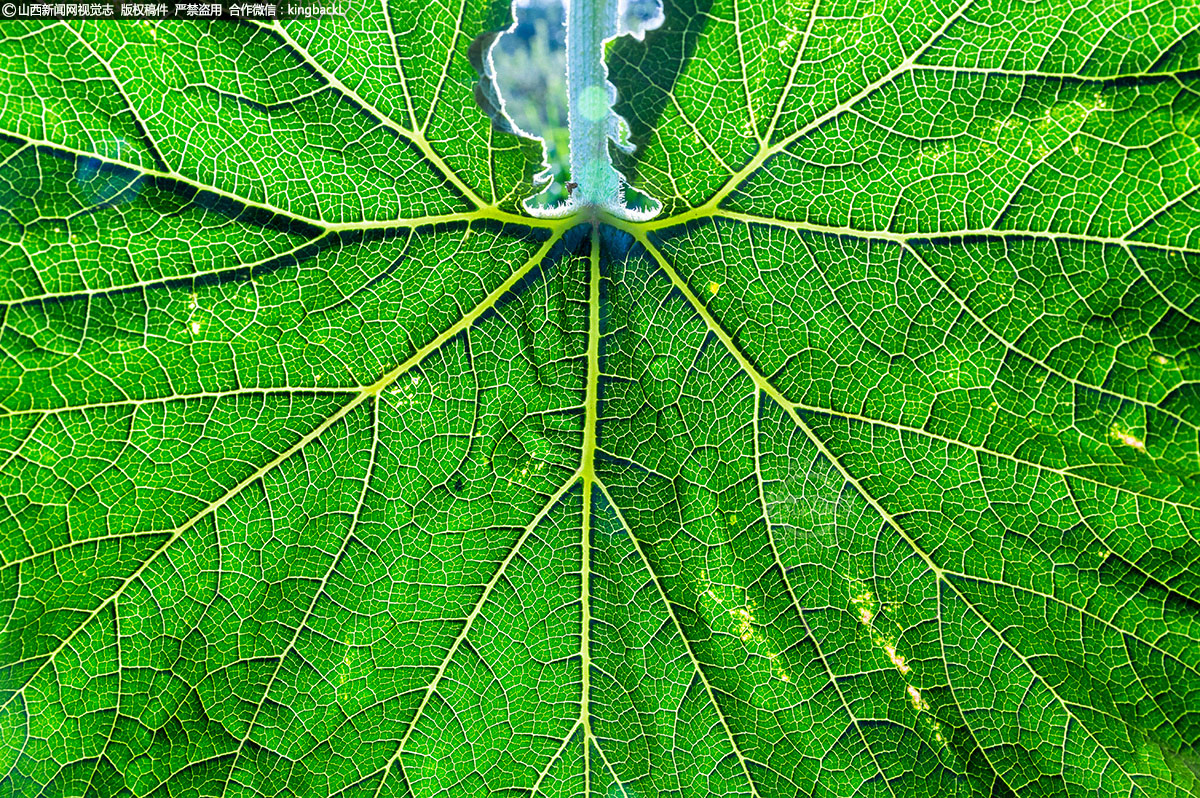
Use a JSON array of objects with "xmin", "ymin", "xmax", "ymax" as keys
[{"xmin": 2, "ymin": 1, "xmax": 1200, "ymax": 797}]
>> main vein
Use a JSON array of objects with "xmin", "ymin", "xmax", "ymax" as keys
[{"xmin": 579, "ymin": 224, "xmax": 602, "ymax": 794}]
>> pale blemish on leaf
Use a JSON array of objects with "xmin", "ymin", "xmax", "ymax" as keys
[
  {"xmin": 1111, "ymin": 423, "xmax": 1146, "ymax": 450},
  {"xmin": 848, "ymin": 580, "xmax": 876, "ymax": 626}
]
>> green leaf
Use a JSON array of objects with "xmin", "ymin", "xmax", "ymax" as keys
[{"xmin": 1, "ymin": 3, "xmax": 1199, "ymax": 797}]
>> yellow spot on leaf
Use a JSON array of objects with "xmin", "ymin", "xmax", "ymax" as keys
[
  {"xmin": 849, "ymin": 581, "xmax": 876, "ymax": 625},
  {"xmin": 908, "ymin": 685, "xmax": 929, "ymax": 712},
  {"xmin": 1111, "ymin": 424, "xmax": 1145, "ymax": 450},
  {"xmin": 730, "ymin": 606, "xmax": 755, "ymax": 643},
  {"xmin": 884, "ymin": 644, "xmax": 911, "ymax": 675}
]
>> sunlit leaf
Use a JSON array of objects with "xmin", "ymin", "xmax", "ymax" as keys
[{"xmin": 1, "ymin": 3, "xmax": 1199, "ymax": 796}]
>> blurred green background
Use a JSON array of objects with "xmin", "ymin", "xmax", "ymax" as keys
[{"xmin": 490, "ymin": 0, "xmax": 571, "ymax": 207}]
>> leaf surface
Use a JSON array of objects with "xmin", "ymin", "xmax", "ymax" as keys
[{"xmin": 1, "ymin": 4, "xmax": 1199, "ymax": 797}]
